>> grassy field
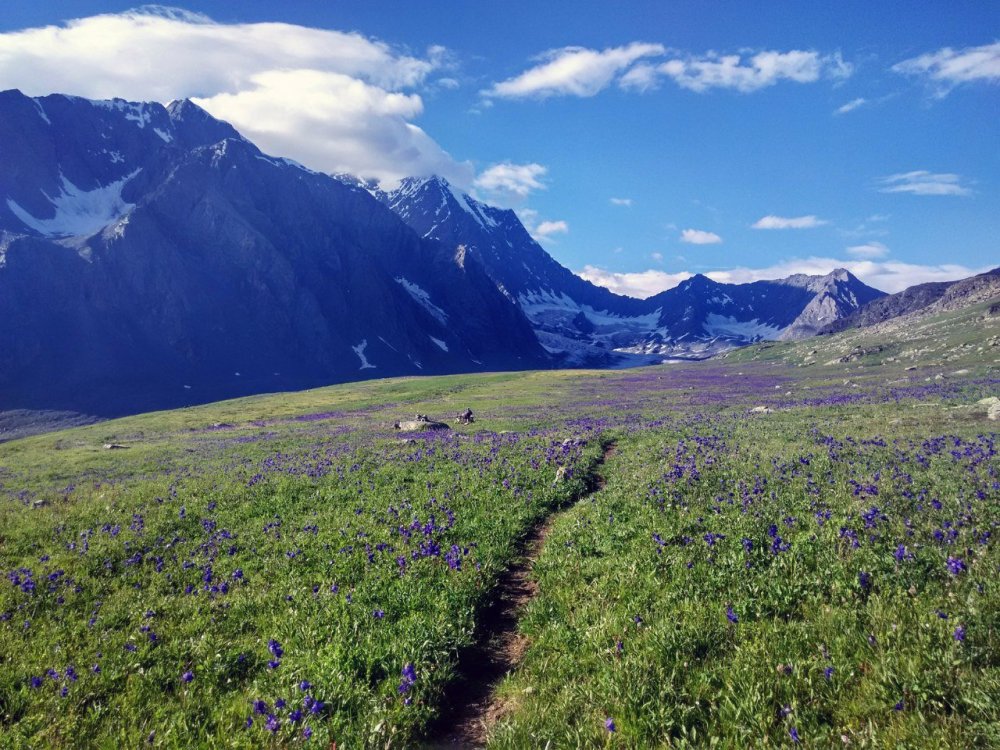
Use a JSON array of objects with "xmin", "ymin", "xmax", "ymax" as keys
[{"xmin": 1, "ymin": 303, "xmax": 998, "ymax": 747}]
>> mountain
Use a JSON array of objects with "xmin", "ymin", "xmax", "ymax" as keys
[
  {"xmin": 378, "ymin": 176, "xmax": 885, "ymax": 362},
  {"xmin": 0, "ymin": 90, "xmax": 890, "ymax": 420},
  {"xmin": 0, "ymin": 90, "xmax": 547, "ymax": 416},
  {"xmin": 820, "ymin": 267, "xmax": 1000, "ymax": 335},
  {"xmin": 365, "ymin": 175, "xmax": 652, "ymax": 366}
]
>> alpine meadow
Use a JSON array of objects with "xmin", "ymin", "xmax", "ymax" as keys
[{"xmin": 0, "ymin": 3, "xmax": 998, "ymax": 748}]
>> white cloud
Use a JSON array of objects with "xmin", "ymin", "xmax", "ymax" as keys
[
  {"xmin": 577, "ymin": 265, "xmax": 693, "ymax": 298},
  {"xmin": 621, "ymin": 49, "xmax": 852, "ymax": 93},
  {"xmin": 610, "ymin": 197, "xmax": 633, "ymax": 206},
  {"xmin": 893, "ymin": 41, "xmax": 1000, "ymax": 95},
  {"xmin": 835, "ymin": 97, "xmax": 867, "ymax": 114},
  {"xmin": 680, "ymin": 228, "xmax": 722, "ymax": 245},
  {"xmin": 516, "ymin": 207, "xmax": 567, "ymax": 243},
  {"xmin": 704, "ymin": 258, "xmax": 989, "ymax": 293},
  {"xmin": 846, "ymin": 241, "xmax": 889, "ymax": 259},
  {"xmin": 485, "ymin": 42, "xmax": 665, "ymax": 99},
  {"xmin": 0, "ymin": 7, "xmax": 470, "ymax": 186},
  {"xmin": 752, "ymin": 215, "xmax": 828, "ymax": 229},
  {"xmin": 879, "ymin": 170, "xmax": 971, "ymax": 196},
  {"xmin": 651, "ymin": 252, "xmax": 664, "ymax": 263},
  {"xmin": 534, "ymin": 220, "xmax": 569, "ymax": 238},
  {"xmin": 474, "ymin": 162, "xmax": 547, "ymax": 198},
  {"xmin": 580, "ymin": 257, "xmax": 990, "ymax": 298}
]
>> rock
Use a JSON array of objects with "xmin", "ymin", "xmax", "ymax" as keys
[
  {"xmin": 394, "ymin": 416, "xmax": 450, "ymax": 432},
  {"xmin": 989, "ymin": 403, "xmax": 1000, "ymax": 421},
  {"xmin": 749, "ymin": 406, "xmax": 773, "ymax": 414},
  {"xmin": 554, "ymin": 466, "xmax": 568, "ymax": 483},
  {"xmin": 103, "ymin": 443, "xmax": 129, "ymax": 450},
  {"xmin": 976, "ymin": 397, "xmax": 999, "ymax": 406}
]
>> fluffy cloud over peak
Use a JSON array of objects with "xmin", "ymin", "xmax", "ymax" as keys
[
  {"xmin": 0, "ymin": 7, "xmax": 470, "ymax": 185},
  {"xmin": 484, "ymin": 42, "xmax": 665, "ymax": 99},
  {"xmin": 846, "ymin": 241, "xmax": 890, "ymax": 259},
  {"xmin": 474, "ymin": 162, "xmax": 548, "ymax": 199}
]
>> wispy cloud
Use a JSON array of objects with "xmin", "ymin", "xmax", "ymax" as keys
[
  {"xmin": 621, "ymin": 50, "xmax": 852, "ymax": 93},
  {"xmin": 835, "ymin": 97, "xmax": 867, "ymax": 114},
  {"xmin": 893, "ymin": 41, "xmax": 1000, "ymax": 96},
  {"xmin": 879, "ymin": 170, "xmax": 971, "ymax": 196},
  {"xmin": 579, "ymin": 258, "xmax": 989, "ymax": 297},
  {"xmin": 484, "ymin": 42, "xmax": 665, "ymax": 99},
  {"xmin": 680, "ymin": 228, "xmax": 722, "ymax": 245},
  {"xmin": 846, "ymin": 241, "xmax": 889, "ymax": 259},
  {"xmin": 0, "ymin": 7, "xmax": 469, "ymax": 186},
  {"xmin": 474, "ymin": 162, "xmax": 547, "ymax": 198},
  {"xmin": 610, "ymin": 197, "xmax": 633, "ymax": 207},
  {"xmin": 752, "ymin": 215, "xmax": 828, "ymax": 229},
  {"xmin": 488, "ymin": 44, "xmax": 852, "ymax": 99}
]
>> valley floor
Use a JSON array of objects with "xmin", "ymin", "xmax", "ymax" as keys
[{"xmin": 0, "ymin": 301, "xmax": 998, "ymax": 748}]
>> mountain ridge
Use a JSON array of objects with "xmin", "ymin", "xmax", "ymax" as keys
[{"xmin": 0, "ymin": 89, "xmax": 896, "ymax": 418}]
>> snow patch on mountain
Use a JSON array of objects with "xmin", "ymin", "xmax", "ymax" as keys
[
  {"xmin": 91, "ymin": 98, "xmax": 154, "ymax": 129},
  {"xmin": 395, "ymin": 277, "xmax": 448, "ymax": 323},
  {"xmin": 352, "ymin": 340, "xmax": 376, "ymax": 370},
  {"xmin": 702, "ymin": 313, "xmax": 784, "ymax": 340},
  {"xmin": 6, "ymin": 169, "xmax": 140, "ymax": 238},
  {"xmin": 429, "ymin": 336, "xmax": 449, "ymax": 352}
]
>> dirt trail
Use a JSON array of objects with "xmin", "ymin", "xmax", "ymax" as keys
[{"xmin": 426, "ymin": 440, "xmax": 617, "ymax": 748}]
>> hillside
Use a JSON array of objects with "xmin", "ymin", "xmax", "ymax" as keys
[{"xmin": 0, "ymin": 301, "xmax": 997, "ymax": 748}]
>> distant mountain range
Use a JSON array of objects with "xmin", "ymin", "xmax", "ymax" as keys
[
  {"xmin": 2, "ymin": 89, "xmax": 985, "ymax": 419},
  {"xmin": 819, "ymin": 267, "xmax": 1000, "ymax": 334}
]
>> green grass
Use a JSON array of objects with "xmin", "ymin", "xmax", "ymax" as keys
[{"xmin": 0, "ymin": 303, "xmax": 997, "ymax": 748}]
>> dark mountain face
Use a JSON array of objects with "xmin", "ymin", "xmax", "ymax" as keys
[
  {"xmin": 0, "ymin": 91, "xmax": 547, "ymax": 416},
  {"xmin": 0, "ymin": 90, "xmax": 891, "ymax": 418},
  {"xmin": 380, "ymin": 177, "xmax": 886, "ymax": 363}
]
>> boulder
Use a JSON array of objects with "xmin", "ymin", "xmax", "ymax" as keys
[{"xmin": 394, "ymin": 416, "xmax": 450, "ymax": 432}]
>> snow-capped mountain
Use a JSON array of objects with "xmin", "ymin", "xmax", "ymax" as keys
[
  {"xmin": 0, "ymin": 90, "xmax": 885, "ymax": 417},
  {"xmin": 379, "ymin": 176, "xmax": 885, "ymax": 363},
  {"xmin": 0, "ymin": 90, "xmax": 547, "ymax": 416}
]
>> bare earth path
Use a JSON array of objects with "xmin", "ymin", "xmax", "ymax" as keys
[{"xmin": 425, "ymin": 441, "xmax": 617, "ymax": 748}]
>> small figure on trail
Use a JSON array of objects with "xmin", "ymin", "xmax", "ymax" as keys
[{"xmin": 456, "ymin": 408, "xmax": 474, "ymax": 425}]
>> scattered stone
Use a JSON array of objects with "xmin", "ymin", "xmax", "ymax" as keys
[
  {"xmin": 749, "ymin": 406, "xmax": 773, "ymax": 414},
  {"xmin": 989, "ymin": 403, "xmax": 1000, "ymax": 422},
  {"xmin": 554, "ymin": 466, "xmax": 568, "ymax": 483},
  {"xmin": 103, "ymin": 443, "xmax": 129, "ymax": 450},
  {"xmin": 455, "ymin": 408, "xmax": 475, "ymax": 425}
]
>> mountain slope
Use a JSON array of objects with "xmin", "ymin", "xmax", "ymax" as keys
[
  {"xmin": 380, "ymin": 176, "xmax": 885, "ymax": 363},
  {"xmin": 820, "ymin": 267, "xmax": 1000, "ymax": 335},
  {"xmin": 0, "ymin": 90, "xmax": 548, "ymax": 416}
]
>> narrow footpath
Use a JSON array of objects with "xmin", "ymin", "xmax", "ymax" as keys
[{"xmin": 427, "ymin": 440, "xmax": 618, "ymax": 748}]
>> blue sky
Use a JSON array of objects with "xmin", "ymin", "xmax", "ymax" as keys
[{"xmin": 0, "ymin": 2, "xmax": 996, "ymax": 294}]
